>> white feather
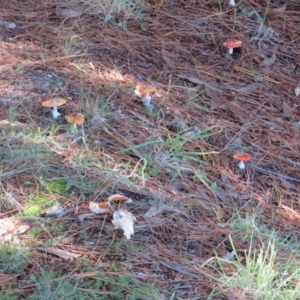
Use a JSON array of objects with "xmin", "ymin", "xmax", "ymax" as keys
[{"xmin": 112, "ymin": 209, "xmax": 136, "ymax": 240}]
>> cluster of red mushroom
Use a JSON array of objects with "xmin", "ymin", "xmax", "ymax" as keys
[{"xmin": 42, "ymin": 98, "xmax": 84, "ymax": 132}]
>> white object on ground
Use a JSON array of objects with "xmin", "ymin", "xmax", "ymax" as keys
[
  {"xmin": 112, "ymin": 209, "xmax": 136, "ymax": 240},
  {"xmin": 238, "ymin": 161, "xmax": 245, "ymax": 169},
  {"xmin": 229, "ymin": 0, "xmax": 236, "ymax": 6},
  {"xmin": 46, "ymin": 205, "xmax": 65, "ymax": 216}
]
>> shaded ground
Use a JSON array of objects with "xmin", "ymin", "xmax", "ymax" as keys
[{"xmin": 0, "ymin": 1, "xmax": 300, "ymax": 299}]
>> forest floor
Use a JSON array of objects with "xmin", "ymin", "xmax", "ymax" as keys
[{"xmin": 0, "ymin": 1, "xmax": 300, "ymax": 299}]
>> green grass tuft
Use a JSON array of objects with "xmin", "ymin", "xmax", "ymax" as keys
[{"xmin": 0, "ymin": 244, "xmax": 27, "ymax": 274}]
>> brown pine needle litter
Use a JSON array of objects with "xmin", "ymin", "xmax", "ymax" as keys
[{"xmin": 0, "ymin": 0, "xmax": 300, "ymax": 299}]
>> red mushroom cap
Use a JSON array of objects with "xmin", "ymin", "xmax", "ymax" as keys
[
  {"xmin": 223, "ymin": 38, "xmax": 242, "ymax": 48},
  {"xmin": 233, "ymin": 153, "xmax": 252, "ymax": 162}
]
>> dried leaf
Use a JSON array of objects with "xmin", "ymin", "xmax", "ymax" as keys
[
  {"xmin": 171, "ymin": 181, "xmax": 189, "ymax": 193},
  {"xmin": 272, "ymin": 4, "xmax": 286, "ymax": 13},
  {"xmin": 16, "ymin": 224, "xmax": 30, "ymax": 235},
  {"xmin": 78, "ymin": 212, "xmax": 96, "ymax": 222},
  {"xmin": 89, "ymin": 201, "xmax": 110, "ymax": 214},
  {"xmin": 144, "ymin": 204, "xmax": 180, "ymax": 217},
  {"xmin": 0, "ymin": 219, "xmax": 31, "ymax": 242},
  {"xmin": 214, "ymin": 188, "xmax": 230, "ymax": 204},
  {"xmin": 261, "ymin": 45, "xmax": 278, "ymax": 66},
  {"xmin": 56, "ymin": 7, "xmax": 84, "ymax": 18},
  {"xmin": 112, "ymin": 209, "xmax": 136, "ymax": 240},
  {"xmin": 60, "ymin": 236, "xmax": 74, "ymax": 244},
  {"xmin": 281, "ymin": 205, "xmax": 300, "ymax": 220},
  {"xmin": 39, "ymin": 247, "xmax": 81, "ymax": 260},
  {"xmin": 223, "ymin": 251, "xmax": 235, "ymax": 261},
  {"xmin": 175, "ymin": 74, "xmax": 224, "ymax": 92}
]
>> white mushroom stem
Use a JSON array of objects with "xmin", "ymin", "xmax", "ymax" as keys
[
  {"xmin": 238, "ymin": 161, "xmax": 245, "ymax": 169},
  {"xmin": 228, "ymin": 48, "xmax": 234, "ymax": 55},
  {"xmin": 229, "ymin": 0, "xmax": 236, "ymax": 6},
  {"xmin": 142, "ymin": 93, "xmax": 151, "ymax": 108},
  {"xmin": 134, "ymin": 89, "xmax": 142, "ymax": 97},
  {"xmin": 51, "ymin": 106, "xmax": 61, "ymax": 119}
]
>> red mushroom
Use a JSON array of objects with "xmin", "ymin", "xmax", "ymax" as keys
[
  {"xmin": 233, "ymin": 152, "xmax": 252, "ymax": 169},
  {"xmin": 223, "ymin": 38, "xmax": 242, "ymax": 55}
]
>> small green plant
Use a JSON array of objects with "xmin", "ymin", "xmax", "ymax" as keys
[
  {"xmin": 46, "ymin": 178, "xmax": 67, "ymax": 194},
  {"xmin": 81, "ymin": 92, "xmax": 113, "ymax": 121},
  {"xmin": 0, "ymin": 288, "xmax": 20, "ymax": 300},
  {"xmin": 28, "ymin": 270, "xmax": 87, "ymax": 300},
  {"xmin": 83, "ymin": 0, "xmax": 145, "ymax": 24},
  {"xmin": 121, "ymin": 126, "xmax": 220, "ymax": 180},
  {"xmin": 63, "ymin": 34, "xmax": 81, "ymax": 56},
  {"xmin": 28, "ymin": 226, "xmax": 43, "ymax": 239},
  {"xmin": 8, "ymin": 106, "xmax": 19, "ymax": 123},
  {"xmin": 188, "ymin": 88, "xmax": 212, "ymax": 113},
  {"xmin": 202, "ymin": 217, "xmax": 300, "ymax": 300},
  {"xmin": 0, "ymin": 244, "xmax": 27, "ymax": 274},
  {"xmin": 27, "ymin": 269, "xmax": 161, "ymax": 300},
  {"xmin": 218, "ymin": 235, "xmax": 300, "ymax": 299}
]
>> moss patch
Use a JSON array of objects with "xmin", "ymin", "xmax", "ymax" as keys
[
  {"xmin": 46, "ymin": 178, "xmax": 67, "ymax": 194},
  {"xmin": 25, "ymin": 193, "xmax": 56, "ymax": 215}
]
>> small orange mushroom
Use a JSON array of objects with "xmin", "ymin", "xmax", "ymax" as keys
[
  {"xmin": 42, "ymin": 98, "xmax": 67, "ymax": 119},
  {"xmin": 107, "ymin": 194, "xmax": 132, "ymax": 203},
  {"xmin": 65, "ymin": 113, "xmax": 85, "ymax": 132},
  {"xmin": 233, "ymin": 152, "xmax": 252, "ymax": 169},
  {"xmin": 134, "ymin": 85, "xmax": 156, "ymax": 98},
  {"xmin": 134, "ymin": 85, "xmax": 156, "ymax": 108},
  {"xmin": 89, "ymin": 201, "xmax": 110, "ymax": 214},
  {"xmin": 223, "ymin": 38, "xmax": 242, "ymax": 55},
  {"xmin": 89, "ymin": 194, "xmax": 132, "ymax": 214}
]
